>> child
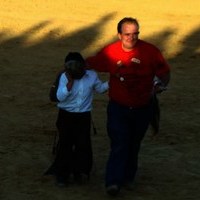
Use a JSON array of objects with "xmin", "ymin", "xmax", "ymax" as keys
[{"xmin": 45, "ymin": 52, "xmax": 108, "ymax": 187}]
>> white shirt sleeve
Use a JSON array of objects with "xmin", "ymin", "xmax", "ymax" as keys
[
  {"xmin": 93, "ymin": 71, "xmax": 109, "ymax": 93},
  {"xmin": 57, "ymin": 73, "xmax": 72, "ymax": 101}
]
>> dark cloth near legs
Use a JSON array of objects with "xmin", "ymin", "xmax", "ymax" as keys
[{"xmin": 45, "ymin": 109, "xmax": 93, "ymax": 178}]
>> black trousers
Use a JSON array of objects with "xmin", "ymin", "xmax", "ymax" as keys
[
  {"xmin": 47, "ymin": 109, "xmax": 93, "ymax": 177},
  {"xmin": 106, "ymin": 100, "xmax": 153, "ymax": 186}
]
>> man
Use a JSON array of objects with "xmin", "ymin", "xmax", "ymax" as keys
[{"xmin": 86, "ymin": 17, "xmax": 170, "ymax": 195}]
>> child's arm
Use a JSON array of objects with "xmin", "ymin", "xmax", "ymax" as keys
[
  {"xmin": 56, "ymin": 73, "xmax": 73, "ymax": 101},
  {"xmin": 93, "ymin": 72, "xmax": 109, "ymax": 93}
]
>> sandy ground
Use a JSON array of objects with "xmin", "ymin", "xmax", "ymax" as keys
[{"xmin": 0, "ymin": 1, "xmax": 200, "ymax": 199}]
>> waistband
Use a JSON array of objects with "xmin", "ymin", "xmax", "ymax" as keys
[{"xmin": 59, "ymin": 108, "xmax": 91, "ymax": 116}]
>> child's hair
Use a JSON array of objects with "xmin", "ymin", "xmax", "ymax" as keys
[
  {"xmin": 65, "ymin": 60, "xmax": 85, "ymax": 79},
  {"xmin": 64, "ymin": 52, "xmax": 85, "ymax": 79},
  {"xmin": 65, "ymin": 52, "xmax": 85, "ymax": 65}
]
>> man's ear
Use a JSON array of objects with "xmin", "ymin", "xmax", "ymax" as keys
[{"xmin": 118, "ymin": 33, "xmax": 122, "ymax": 40}]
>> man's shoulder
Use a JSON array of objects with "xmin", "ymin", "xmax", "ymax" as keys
[
  {"xmin": 103, "ymin": 40, "xmax": 121, "ymax": 53},
  {"xmin": 138, "ymin": 39, "xmax": 160, "ymax": 51},
  {"xmin": 104, "ymin": 40, "xmax": 121, "ymax": 48}
]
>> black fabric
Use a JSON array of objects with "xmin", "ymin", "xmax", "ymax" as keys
[
  {"xmin": 45, "ymin": 109, "xmax": 93, "ymax": 177},
  {"xmin": 150, "ymin": 94, "xmax": 160, "ymax": 134}
]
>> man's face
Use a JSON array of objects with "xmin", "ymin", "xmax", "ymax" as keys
[{"xmin": 118, "ymin": 23, "xmax": 139, "ymax": 51}]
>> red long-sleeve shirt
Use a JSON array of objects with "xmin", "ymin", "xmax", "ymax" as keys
[{"xmin": 86, "ymin": 39, "xmax": 170, "ymax": 107}]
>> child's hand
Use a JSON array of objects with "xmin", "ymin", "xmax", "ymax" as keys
[{"xmin": 65, "ymin": 72, "xmax": 74, "ymax": 91}]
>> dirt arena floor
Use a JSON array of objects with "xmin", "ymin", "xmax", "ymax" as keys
[{"xmin": 0, "ymin": 1, "xmax": 200, "ymax": 199}]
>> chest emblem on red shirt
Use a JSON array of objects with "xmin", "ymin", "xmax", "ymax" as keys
[{"xmin": 131, "ymin": 57, "xmax": 141, "ymax": 64}]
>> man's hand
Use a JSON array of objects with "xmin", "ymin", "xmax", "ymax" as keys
[
  {"xmin": 154, "ymin": 83, "xmax": 167, "ymax": 93},
  {"xmin": 154, "ymin": 72, "xmax": 170, "ymax": 93}
]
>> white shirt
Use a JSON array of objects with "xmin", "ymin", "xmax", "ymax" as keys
[{"xmin": 57, "ymin": 70, "xmax": 108, "ymax": 112}]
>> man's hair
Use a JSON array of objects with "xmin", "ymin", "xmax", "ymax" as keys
[{"xmin": 117, "ymin": 17, "xmax": 139, "ymax": 33}]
